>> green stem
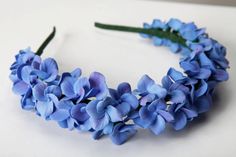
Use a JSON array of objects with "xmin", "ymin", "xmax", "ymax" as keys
[
  {"xmin": 94, "ymin": 22, "xmax": 187, "ymax": 47},
  {"xmin": 36, "ymin": 27, "xmax": 56, "ymax": 56}
]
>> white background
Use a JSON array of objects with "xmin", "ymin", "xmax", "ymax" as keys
[{"xmin": 0, "ymin": 0, "xmax": 236, "ymax": 157}]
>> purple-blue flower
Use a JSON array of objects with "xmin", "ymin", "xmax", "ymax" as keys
[
  {"xmin": 50, "ymin": 100, "xmax": 91, "ymax": 130},
  {"xmin": 109, "ymin": 82, "xmax": 138, "ymax": 116},
  {"xmin": 60, "ymin": 70, "xmax": 108, "ymax": 102},
  {"xmin": 32, "ymin": 81, "xmax": 62, "ymax": 119}
]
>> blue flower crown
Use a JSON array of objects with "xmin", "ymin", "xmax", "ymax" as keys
[{"xmin": 10, "ymin": 18, "xmax": 229, "ymax": 145}]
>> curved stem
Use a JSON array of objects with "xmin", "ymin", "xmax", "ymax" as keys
[
  {"xmin": 95, "ymin": 22, "xmax": 187, "ymax": 47},
  {"xmin": 36, "ymin": 27, "xmax": 56, "ymax": 56}
]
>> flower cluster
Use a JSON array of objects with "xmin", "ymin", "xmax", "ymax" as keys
[{"xmin": 10, "ymin": 18, "xmax": 229, "ymax": 145}]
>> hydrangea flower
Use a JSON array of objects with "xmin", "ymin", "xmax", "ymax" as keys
[
  {"xmin": 86, "ymin": 97, "xmax": 123, "ymax": 131},
  {"xmin": 60, "ymin": 70, "xmax": 108, "ymax": 102},
  {"xmin": 134, "ymin": 99, "xmax": 174, "ymax": 135},
  {"xmin": 32, "ymin": 81, "xmax": 61, "ymax": 119},
  {"xmin": 109, "ymin": 82, "xmax": 138, "ymax": 116},
  {"xmin": 50, "ymin": 100, "xmax": 91, "ymax": 130}
]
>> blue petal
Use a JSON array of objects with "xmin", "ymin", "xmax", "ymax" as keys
[
  {"xmin": 161, "ymin": 75, "xmax": 173, "ymax": 90},
  {"xmin": 40, "ymin": 58, "xmax": 58, "ymax": 82},
  {"xmin": 169, "ymin": 43, "xmax": 180, "ymax": 53},
  {"xmin": 71, "ymin": 103, "xmax": 89, "ymax": 122},
  {"xmin": 50, "ymin": 109, "xmax": 70, "ymax": 121},
  {"xmin": 12, "ymin": 81, "xmax": 29, "ymax": 95},
  {"xmin": 57, "ymin": 120, "xmax": 68, "ymax": 128},
  {"xmin": 71, "ymin": 68, "xmax": 81, "ymax": 78},
  {"xmin": 120, "ymin": 93, "xmax": 138, "ymax": 109},
  {"xmin": 149, "ymin": 115, "xmax": 166, "ymax": 135},
  {"xmin": 157, "ymin": 110, "xmax": 174, "ymax": 122},
  {"xmin": 139, "ymin": 106, "xmax": 156, "ymax": 127},
  {"xmin": 167, "ymin": 68, "xmax": 186, "ymax": 82},
  {"xmin": 152, "ymin": 19, "xmax": 167, "ymax": 29},
  {"xmin": 110, "ymin": 123, "xmax": 137, "ymax": 145},
  {"xmin": 91, "ymin": 113, "xmax": 110, "ymax": 130},
  {"xmin": 167, "ymin": 18, "xmax": 183, "ymax": 31},
  {"xmin": 116, "ymin": 102, "xmax": 131, "ymax": 116},
  {"xmin": 106, "ymin": 106, "xmax": 122, "ymax": 122},
  {"xmin": 195, "ymin": 80, "xmax": 208, "ymax": 98},
  {"xmin": 140, "ymin": 94, "xmax": 155, "ymax": 106},
  {"xmin": 137, "ymin": 75, "xmax": 155, "ymax": 93},
  {"xmin": 195, "ymin": 95, "xmax": 211, "ymax": 113},
  {"xmin": 86, "ymin": 100, "xmax": 102, "ymax": 119},
  {"xmin": 147, "ymin": 84, "xmax": 167, "ymax": 98},
  {"xmin": 60, "ymin": 76, "xmax": 76, "ymax": 98},
  {"xmin": 117, "ymin": 82, "xmax": 131, "ymax": 96},
  {"xmin": 56, "ymin": 100, "xmax": 73, "ymax": 110},
  {"xmin": 92, "ymin": 130, "xmax": 104, "ymax": 140},
  {"xmin": 213, "ymin": 69, "xmax": 229, "ymax": 81},
  {"xmin": 36, "ymin": 101, "xmax": 54, "ymax": 119},
  {"xmin": 88, "ymin": 72, "xmax": 108, "ymax": 100},
  {"xmin": 198, "ymin": 52, "xmax": 215, "ymax": 70},
  {"xmin": 21, "ymin": 66, "xmax": 33, "ymax": 84},
  {"xmin": 153, "ymin": 37, "xmax": 163, "ymax": 46},
  {"xmin": 172, "ymin": 111, "xmax": 187, "ymax": 130},
  {"xmin": 195, "ymin": 68, "xmax": 211, "ymax": 79},
  {"xmin": 170, "ymin": 90, "xmax": 186, "ymax": 104},
  {"xmin": 32, "ymin": 82, "xmax": 47, "ymax": 101},
  {"xmin": 181, "ymin": 108, "xmax": 198, "ymax": 118}
]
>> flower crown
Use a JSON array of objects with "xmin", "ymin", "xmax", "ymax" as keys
[{"xmin": 10, "ymin": 18, "xmax": 229, "ymax": 145}]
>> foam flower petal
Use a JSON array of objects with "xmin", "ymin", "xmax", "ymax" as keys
[
  {"xmin": 170, "ymin": 90, "xmax": 186, "ymax": 104},
  {"xmin": 139, "ymin": 106, "xmax": 156, "ymax": 127},
  {"xmin": 110, "ymin": 123, "xmax": 137, "ymax": 145},
  {"xmin": 149, "ymin": 115, "xmax": 166, "ymax": 135},
  {"xmin": 71, "ymin": 103, "xmax": 89, "ymax": 122},
  {"xmin": 32, "ymin": 82, "xmax": 47, "ymax": 101},
  {"xmin": 120, "ymin": 93, "xmax": 138, "ymax": 109},
  {"xmin": 117, "ymin": 82, "xmax": 131, "ymax": 96},
  {"xmin": 13, "ymin": 81, "xmax": 29, "ymax": 95},
  {"xmin": 36, "ymin": 101, "xmax": 54, "ymax": 119},
  {"xmin": 89, "ymin": 72, "xmax": 108, "ymax": 100},
  {"xmin": 172, "ymin": 112, "xmax": 187, "ymax": 130},
  {"xmin": 50, "ymin": 109, "xmax": 69, "ymax": 121},
  {"xmin": 40, "ymin": 58, "xmax": 58, "ymax": 82},
  {"xmin": 107, "ymin": 106, "xmax": 122, "ymax": 122},
  {"xmin": 167, "ymin": 68, "xmax": 186, "ymax": 82},
  {"xmin": 60, "ymin": 77, "xmax": 76, "ymax": 98},
  {"xmin": 147, "ymin": 84, "xmax": 167, "ymax": 98},
  {"xmin": 137, "ymin": 75, "xmax": 155, "ymax": 93}
]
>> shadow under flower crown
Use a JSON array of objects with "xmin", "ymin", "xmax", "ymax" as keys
[{"xmin": 10, "ymin": 18, "xmax": 229, "ymax": 145}]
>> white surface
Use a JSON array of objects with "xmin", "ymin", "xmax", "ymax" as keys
[{"xmin": 0, "ymin": 0, "xmax": 236, "ymax": 157}]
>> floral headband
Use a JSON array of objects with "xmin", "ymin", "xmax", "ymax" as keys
[{"xmin": 10, "ymin": 18, "xmax": 229, "ymax": 145}]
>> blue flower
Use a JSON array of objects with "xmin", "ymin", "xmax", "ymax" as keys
[
  {"xmin": 169, "ymin": 101, "xmax": 198, "ymax": 130},
  {"xmin": 134, "ymin": 99, "xmax": 173, "ymax": 135},
  {"xmin": 32, "ymin": 81, "xmax": 62, "ymax": 119},
  {"xmin": 135, "ymin": 74, "xmax": 167, "ymax": 106},
  {"xmin": 32, "ymin": 58, "xmax": 59, "ymax": 83},
  {"xmin": 86, "ymin": 97, "xmax": 123, "ymax": 131},
  {"xmin": 109, "ymin": 123, "xmax": 137, "ymax": 145},
  {"xmin": 50, "ymin": 100, "xmax": 91, "ymax": 130},
  {"xmin": 109, "ymin": 82, "xmax": 138, "ymax": 116},
  {"xmin": 60, "ymin": 71, "xmax": 108, "ymax": 102}
]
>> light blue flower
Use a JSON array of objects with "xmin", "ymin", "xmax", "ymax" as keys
[
  {"xmin": 109, "ymin": 123, "xmax": 137, "ymax": 145},
  {"xmin": 32, "ymin": 81, "xmax": 62, "ymax": 119},
  {"xmin": 50, "ymin": 100, "xmax": 91, "ymax": 130},
  {"xmin": 169, "ymin": 101, "xmax": 198, "ymax": 130},
  {"xmin": 135, "ymin": 74, "xmax": 167, "ymax": 106},
  {"xmin": 60, "ymin": 71, "xmax": 108, "ymax": 102},
  {"xmin": 134, "ymin": 99, "xmax": 174, "ymax": 135},
  {"xmin": 86, "ymin": 97, "xmax": 123, "ymax": 131},
  {"xmin": 109, "ymin": 82, "xmax": 138, "ymax": 116}
]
